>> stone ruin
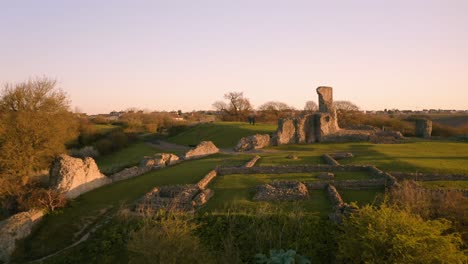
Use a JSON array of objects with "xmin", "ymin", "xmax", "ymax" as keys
[
  {"xmin": 184, "ymin": 141, "xmax": 219, "ymax": 159},
  {"xmin": 234, "ymin": 134, "xmax": 271, "ymax": 152},
  {"xmin": 234, "ymin": 86, "xmax": 406, "ymax": 151},
  {"xmin": 140, "ymin": 153, "xmax": 180, "ymax": 167},
  {"xmin": 49, "ymin": 155, "xmax": 111, "ymax": 199},
  {"xmin": 253, "ymin": 181, "xmax": 309, "ymax": 201},
  {"xmin": 135, "ymin": 185, "xmax": 214, "ymax": 213},
  {"xmin": 415, "ymin": 118, "xmax": 432, "ymax": 138},
  {"xmin": 273, "ymin": 86, "xmax": 340, "ymax": 145}
]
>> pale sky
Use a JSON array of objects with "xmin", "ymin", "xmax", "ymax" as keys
[{"xmin": 1, "ymin": 0, "xmax": 467, "ymax": 114}]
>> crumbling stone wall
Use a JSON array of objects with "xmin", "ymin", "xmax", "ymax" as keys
[
  {"xmin": 217, "ymin": 164, "xmax": 371, "ymax": 175},
  {"xmin": 184, "ymin": 141, "xmax": 219, "ymax": 159},
  {"xmin": 0, "ymin": 210, "xmax": 44, "ymax": 263},
  {"xmin": 49, "ymin": 155, "xmax": 111, "ymax": 198},
  {"xmin": 415, "ymin": 119, "xmax": 432, "ymax": 138},
  {"xmin": 235, "ymin": 134, "xmax": 271, "ymax": 152},
  {"xmin": 390, "ymin": 172, "xmax": 468, "ymax": 181},
  {"xmin": 197, "ymin": 170, "xmax": 217, "ymax": 189},
  {"xmin": 253, "ymin": 181, "xmax": 309, "ymax": 201},
  {"xmin": 244, "ymin": 155, "xmax": 261, "ymax": 168}
]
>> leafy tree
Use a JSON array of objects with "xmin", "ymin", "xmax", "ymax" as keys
[
  {"xmin": 338, "ymin": 204, "xmax": 466, "ymax": 264},
  {"xmin": 0, "ymin": 77, "xmax": 78, "ymax": 183}
]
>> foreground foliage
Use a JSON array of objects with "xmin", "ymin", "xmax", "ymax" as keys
[{"xmin": 338, "ymin": 204, "xmax": 466, "ymax": 264}]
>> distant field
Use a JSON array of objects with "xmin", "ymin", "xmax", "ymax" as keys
[
  {"xmin": 167, "ymin": 122, "xmax": 276, "ymax": 148},
  {"xmin": 92, "ymin": 124, "xmax": 120, "ymax": 134}
]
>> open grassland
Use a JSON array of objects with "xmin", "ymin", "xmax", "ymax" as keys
[
  {"xmin": 269, "ymin": 141, "xmax": 468, "ymax": 174},
  {"xmin": 202, "ymin": 173, "xmax": 333, "ymax": 215},
  {"xmin": 92, "ymin": 124, "xmax": 120, "ymax": 134},
  {"xmin": 17, "ymin": 154, "xmax": 249, "ymax": 261},
  {"xmin": 95, "ymin": 142, "xmax": 160, "ymax": 174},
  {"xmin": 338, "ymin": 188, "xmax": 384, "ymax": 206},
  {"xmin": 167, "ymin": 122, "xmax": 276, "ymax": 148},
  {"xmin": 418, "ymin": 180, "xmax": 468, "ymax": 190}
]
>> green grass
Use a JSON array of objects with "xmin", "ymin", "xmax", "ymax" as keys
[
  {"xmin": 418, "ymin": 181, "xmax": 468, "ymax": 190},
  {"xmin": 201, "ymin": 173, "xmax": 332, "ymax": 214},
  {"xmin": 338, "ymin": 188, "xmax": 384, "ymax": 206},
  {"xmin": 256, "ymin": 153, "xmax": 324, "ymax": 165},
  {"xmin": 95, "ymin": 142, "xmax": 160, "ymax": 173},
  {"xmin": 18, "ymin": 154, "xmax": 248, "ymax": 261},
  {"xmin": 268, "ymin": 141, "xmax": 468, "ymax": 174},
  {"xmin": 167, "ymin": 122, "xmax": 276, "ymax": 148},
  {"xmin": 93, "ymin": 124, "xmax": 119, "ymax": 134}
]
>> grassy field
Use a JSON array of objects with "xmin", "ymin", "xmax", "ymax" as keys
[
  {"xmin": 95, "ymin": 142, "xmax": 161, "ymax": 174},
  {"xmin": 418, "ymin": 180, "xmax": 468, "ymax": 190},
  {"xmin": 269, "ymin": 141, "xmax": 468, "ymax": 174},
  {"xmin": 203, "ymin": 173, "xmax": 333, "ymax": 214},
  {"xmin": 17, "ymin": 154, "xmax": 249, "ymax": 261},
  {"xmin": 167, "ymin": 122, "xmax": 276, "ymax": 148},
  {"xmin": 93, "ymin": 124, "xmax": 120, "ymax": 134},
  {"xmin": 15, "ymin": 122, "xmax": 468, "ymax": 262}
]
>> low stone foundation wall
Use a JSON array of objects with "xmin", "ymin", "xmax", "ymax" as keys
[
  {"xmin": 244, "ymin": 155, "xmax": 261, "ymax": 168},
  {"xmin": 197, "ymin": 170, "xmax": 217, "ymax": 189},
  {"xmin": 306, "ymin": 179, "xmax": 387, "ymax": 190},
  {"xmin": 110, "ymin": 166, "xmax": 153, "ymax": 182},
  {"xmin": 0, "ymin": 210, "xmax": 44, "ymax": 263},
  {"xmin": 326, "ymin": 184, "xmax": 344, "ymax": 208},
  {"xmin": 322, "ymin": 154, "xmax": 340, "ymax": 166},
  {"xmin": 368, "ymin": 166, "xmax": 399, "ymax": 187},
  {"xmin": 390, "ymin": 172, "xmax": 468, "ymax": 181},
  {"xmin": 217, "ymin": 164, "xmax": 371, "ymax": 175}
]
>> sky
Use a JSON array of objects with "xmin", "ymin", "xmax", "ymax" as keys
[{"xmin": 1, "ymin": 0, "xmax": 467, "ymax": 114}]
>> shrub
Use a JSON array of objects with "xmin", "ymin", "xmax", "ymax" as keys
[
  {"xmin": 255, "ymin": 249, "xmax": 311, "ymax": 264},
  {"xmin": 338, "ymin": 204, "xmax": 466, "ymax": 263},
  {"xmin": 196, "ymin": 204, "xmax": 337, "ymax": 263},
  {"xmin": 94, "ymin": 138, "xmax": 113, "ymax": 155},
  {"xmin": 69, "ymin": 146, "xmax": 100, "ymax": 158},
  {"xmin": 127, "ymin": 212, "xmax": 215, "ymax": 264}
]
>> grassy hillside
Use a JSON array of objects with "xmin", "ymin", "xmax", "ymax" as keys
[
  {"xmin": 17, "ymin": 154, "xmax": 250, "ymax": 261},
  {"xmin": 167, "ymin": 122, "xmax": 276, "ymax": 148}
]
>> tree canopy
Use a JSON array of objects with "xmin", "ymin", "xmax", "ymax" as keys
[{"xmin": 0, "ymin": 77, "xmax": 78, "ymax": 183}]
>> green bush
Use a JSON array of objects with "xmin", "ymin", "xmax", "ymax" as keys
[
  {"xmin": 338, "ymin": 204, "xmax": 466, "ymax": 264},
  {"xmin": 196, "ymin": 205, "xmax": 337, "ymax": 263},
  {"xmin": 255, "ymin": 249, "xmax": 311, "ymax": 264}
]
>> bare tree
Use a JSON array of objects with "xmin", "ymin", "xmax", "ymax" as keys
[
  {"xmin": 334, "ymin": 100, "xmax": 360, "ymax": 111},
  {"xmin": 212, "ymin": 92, "xmax": 253, "ymax": 121},
  {"xmin": 304, "ymin": 101, "xmax": 318, "ymax": 113}
]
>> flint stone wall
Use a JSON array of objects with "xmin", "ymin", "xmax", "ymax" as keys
[
  {"xmin": 415, "ymin": 119, "xmax": 432, "ymax": 138},
  {"xmin": 197, "ymin": 170, "xmax": 217, "ymax": 189},
  {"xmin": 306, "ymin": 179, "xmax": 387, "ymax": 190},
  {"xmin": 217, "ymin": 164, "xmax": 372, "ymax": 175},
  {"xmin": 235, "ymin": 134, "xmax": 271, "ymax": 152},
  {"xmin": 0, "ymin": 210, "xmax": 44, "ymax": 263},
  {"xmin": 322, "ymin": 154, "xmax": 340, "ymax": 166},
  {"xmin": 390, "ymin": 172, "xmax": 468, "ymax": 181},
  {"xmin": 184, "ymin": 141, "xmax": 219, "ymax": 159},
  {"xmin": 49, "ymin": 155, "xmax": 111, "ymax": 199},
  {"xmin": 244, "ymin": 155, "xmax": 261, "ymax": 168}
]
